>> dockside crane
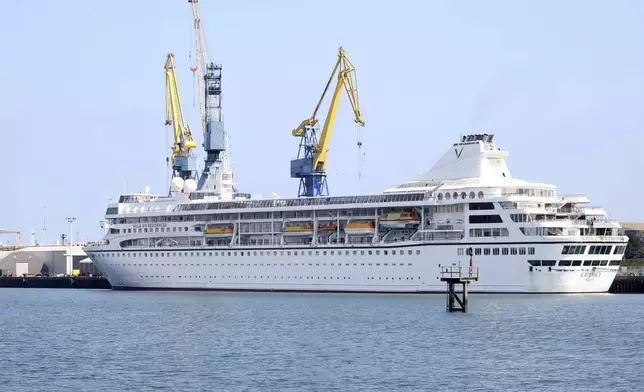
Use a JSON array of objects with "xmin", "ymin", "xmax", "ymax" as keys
[
  {"xmin": 291, "ymin": 47, "xmax": 365, "ymax": 197},
  {"xmin": 165, "ymin": 52, "xmax": 198, "ymax": 181},
  {"xmin": 188, "ymin": 0, "xmax": 232, "ymax": 197}
]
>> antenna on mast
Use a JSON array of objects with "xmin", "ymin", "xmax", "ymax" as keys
[
  {"xmin": 43, "ymin": 204, "xmax": 47, "ymax": 244},
  {"xmin": 357, "ymin": 124, "xmax": 363, "ymax": 179}
]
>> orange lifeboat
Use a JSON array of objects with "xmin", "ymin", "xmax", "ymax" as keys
[
  {"xmin": 379, "ymin": 211, "xmax": 420, "ymax": 228},
  {"xmin": 282, "ymin": 224, "xmax": 314, "ymax": 236},
  {"xmin": 344, "ymin": 221, "xmax": 375, "ymax": 235},
  {"xmin": 204, "ymin": 225, "xmax": 234, "ymax": 237}
]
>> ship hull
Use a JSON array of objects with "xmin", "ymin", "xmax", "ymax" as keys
[{"xmin": 87, "ymin": 241, "xmax": 621, "ymax": 294}]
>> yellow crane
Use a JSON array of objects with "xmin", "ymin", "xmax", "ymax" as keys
[
  {"xmin": 165, "ymin": 52, "xmax": 198, "ymax": 181},
  {"xmin": 290, "ymin": 47, "xmax": 365, "ymax": 197}
]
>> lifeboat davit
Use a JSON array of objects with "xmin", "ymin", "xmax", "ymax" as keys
[{"xmin": 318, "ymin": 223, "xmax": 337, "ymax": 232}]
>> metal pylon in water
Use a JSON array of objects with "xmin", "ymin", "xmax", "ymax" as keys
[{"xmin": 440, "ymin": 265, "xmax": 479, "ymax": 312}]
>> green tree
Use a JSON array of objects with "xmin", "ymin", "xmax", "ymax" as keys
[{"xmin": 624, "ymin": 232, "xmax": 644, "ymax": 259}]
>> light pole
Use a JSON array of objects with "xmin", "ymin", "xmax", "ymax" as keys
[{"xmin": 66, "ymin": 217, "xmax": 76, "ymax": 275}]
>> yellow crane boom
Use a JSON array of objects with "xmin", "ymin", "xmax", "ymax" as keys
[
  {"xmin": 291, "ymin": 47, "xmax": 365, "ymax": 197},
  {"xmin": 165, "ymin": 52, "xmax": 198, "ymax": 180}
]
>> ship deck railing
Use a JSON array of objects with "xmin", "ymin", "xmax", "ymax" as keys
[
  {"xmin": 577, "ymin": 235, "xmax": 626, "ymax": 241},
  {"xmin": 173, "ymin": 193, "xmax": 428, "ymax": 212},
  {"xmin": 86, "ymin": 241, "xmax": 109, "ymax": 247}
]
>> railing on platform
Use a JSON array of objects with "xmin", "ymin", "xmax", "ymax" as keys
[
  {"xmin": 440, "ymin": 266, "xmax": 479, "ymax": 281},
  {"xmin": 439, "ymin": 265, "xmax": 479, "ymax": 313}
]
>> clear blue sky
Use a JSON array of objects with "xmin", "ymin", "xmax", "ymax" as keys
[{"xmin": 1, "ymin": 0, "xmax": 643, "ymax": 244}]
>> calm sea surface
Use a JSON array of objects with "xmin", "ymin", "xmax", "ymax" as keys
[{"xmin": 0, "ymin": 289, "xmax": 642, "ymax": 392}]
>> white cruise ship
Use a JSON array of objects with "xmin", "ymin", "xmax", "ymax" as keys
[{"xmin": 85, "ymin": 134, "xmax": 627, "ymax": 293}]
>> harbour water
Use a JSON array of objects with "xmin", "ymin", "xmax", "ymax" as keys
[{"xmin": 1, "ymin": 289, "xmax": 642, "ymax": 392}]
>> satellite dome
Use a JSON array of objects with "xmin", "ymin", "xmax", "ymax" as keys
[
  {"xmin": 171, "ymin": 177, "xmax": 184, "ymax": 192},
  {"xmin": 184, "ymin": 178, "xmax": 198, "ymax": 193}
]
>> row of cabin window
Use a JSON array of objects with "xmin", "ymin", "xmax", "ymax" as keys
[
  {"xmin": 501, "ymin": 188, "xmax": 555, "ymax": 198},
  {"xmin": 137, "ymin": 276, "xmax": 422, "ymax": 281},
  {"xmin": 432, "ymin": 204, "xmax": 465, "ymax": 213},
  {"xmin": 561, "ymin": 245, "xmax": 586, "ymax": 255},
  {"xmin": 109, "ymin": 262, "xmax": 414, "ymax": 268},
  {"xmin": 112, "ymin": 227, "xmax": 190, "ymax": 234},
  {"xmin": 588, "ymin": 245, "xmax": 613, "ymax": 255},
  {"xmin": 469, "ymin": 215, "xmax": 503, "ymax": 224},
  {"xmin": 457, "ymin": 247, "xmax": 535, "ymax": 256},
  {"xmin": 562, "ymin": 245, "xmax": 624, "ymax": 255},
  {"xmin": 528, "ymin": 260, "xmax": 620, "ymax": 267},
  {"xmin": 519, "ymin": 227, "xmax": 568, "ymax": 236},
  {"xmin": 469, "ymin": 228, "xmax": 510, "ymax": 237},
  {"xmin": 613, "ymin": 245, "xmax": 627, "ymax": 255},
  {"xmin": 103, "ymin": 249, "xmax": 423, "ymax": 258}
]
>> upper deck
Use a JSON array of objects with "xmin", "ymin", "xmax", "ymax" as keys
[
  {"xmin": 99, "ymin": 134, "xmax": 619, "ymax": 239},
  {"xmin": 106, "ymin": 192, "xmax": 428, "ymax": 217}
]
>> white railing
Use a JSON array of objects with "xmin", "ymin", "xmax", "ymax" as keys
[
  {"xmin": 440, "ymin": 266, "xmax": 479, "ymax": 280},
  {"xmin": 578, "ymin": 235, "xmax": 626, "ymax": 241},
  {"xmin": 86, "ymin": 241, "xmax": 109, "ymax": 247},
  {"xmin": 412, "ymin": 231, "xmax": 463, "ymax": 241}
]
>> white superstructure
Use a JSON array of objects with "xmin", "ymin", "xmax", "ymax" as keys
[{"xmin": 85, "ymin": 134, "xmax": 627, "ymax": 293}]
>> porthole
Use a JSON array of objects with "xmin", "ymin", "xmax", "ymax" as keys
[
  {"xmin": 469, "ymin": 191, "xmax": 475, "ymax": 199},
  {"xmin": 461, "ymin": 192, "xmax": 467, "ymax": 199},
  {"xmin": 445, "ymin": 192, "xmax": 451, "ymax": 200},
  {"xmin": 453, "ymin": 192, "xmax": 458, "ymax": 200},
  {"xmin": 478, "ymin": 191, "xmax": 484, "ymax": 199},
  {"xmin": 437, "ymin": 193, "xmax": 443, "ymax": 200}
]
